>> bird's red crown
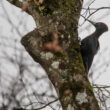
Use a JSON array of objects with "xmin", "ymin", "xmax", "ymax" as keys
[{"xmin": 100, "ymin": 22, "xmax": 108, "ymax": 30}]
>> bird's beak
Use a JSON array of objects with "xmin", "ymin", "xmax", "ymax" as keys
[
  {"xmin": 80, "ymin": 15, "xmax": 96, "ymax": 26},
  {"xmin": 87, "ymin": 19, "xmax": 96, "ymax": 26}
]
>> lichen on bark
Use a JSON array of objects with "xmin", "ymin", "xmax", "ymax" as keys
[{"xmin": 7, "ymin": 0, "xmax": 101, "ymax": 110}]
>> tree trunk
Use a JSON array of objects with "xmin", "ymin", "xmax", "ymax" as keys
[{"xmin": 7, "ymin": 0, "xmax": 100, "ymax": 110}]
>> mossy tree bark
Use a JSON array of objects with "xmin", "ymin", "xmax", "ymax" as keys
[{"xmin": 7, "ymin": 0, "xmax": 100, "ymax": 110}]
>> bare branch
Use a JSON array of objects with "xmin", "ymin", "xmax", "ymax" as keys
[
  {"xmin": 87, "ymin": 7, "xmax": 110, "ymax": 19},
  {"xmin": 93, "ymin": 84, "xmax": 110, "ymax": 89},
  {"xmin": 82, "ymin": 7, "xmax": 110, "ymax": 10},
  {"xmin": 24, "ymin": 99, "xmax": 59, "ymax": 110}
]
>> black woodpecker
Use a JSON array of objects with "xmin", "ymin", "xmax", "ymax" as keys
[{"xmin": 80, "ymin": 21, "xmax": 108, "ymax": 73}]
